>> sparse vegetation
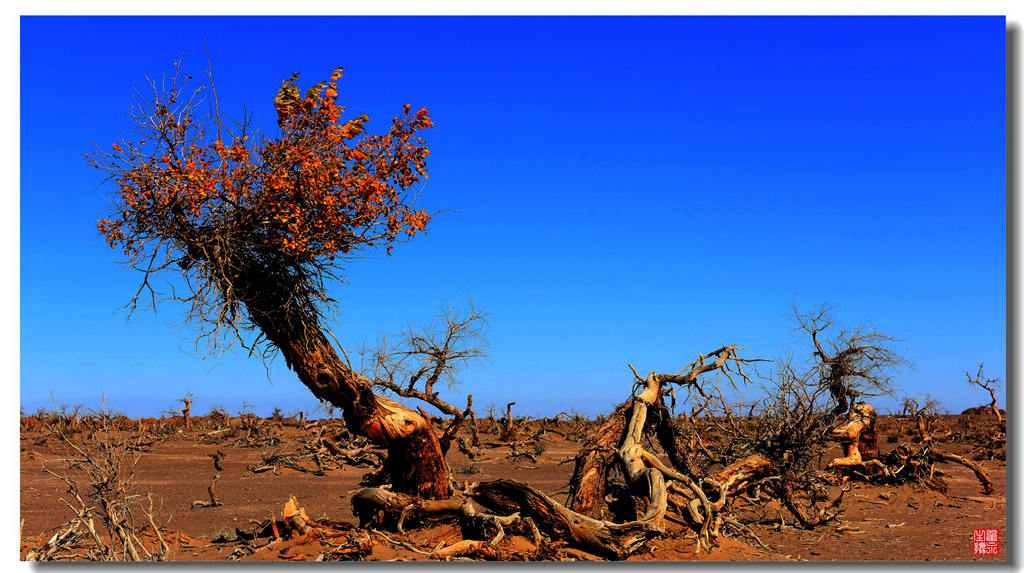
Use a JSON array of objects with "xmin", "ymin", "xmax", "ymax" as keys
[
  {"xmin": 21, "ymin": 376, "xmax": 1006, "ymax": 561},
  {"xmin": 23, "ymin": 50, "xmax": 1003, "ymax": 562}
]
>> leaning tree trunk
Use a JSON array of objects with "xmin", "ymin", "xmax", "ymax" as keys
[{"xmin": 241, "ymin": 278, "xmax": 451, "ymax": 500}]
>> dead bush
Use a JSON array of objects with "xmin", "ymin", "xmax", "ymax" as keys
[{"xmin": 28, "ymin": 406, "xmax": 169, "ymax": 561}]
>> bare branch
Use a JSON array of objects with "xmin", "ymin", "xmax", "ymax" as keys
[
  {"xmin": 792, "ymin": 303, "xmax": 909, "ymax": 415},
  {"xmin": 966, "ymin": 363, "xmax": 1005, "ymax": 432},
  {"xmin": 371, "ymin": 300, "xmax": 489, "ymax": 419}
]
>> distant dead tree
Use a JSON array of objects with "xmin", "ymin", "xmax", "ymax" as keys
[
  {"xmin": 764, "ymin": 309, "xmax": 992, "ymax": 495},
  {"xmin": 966, "ymin": 363, "xmax": 1005, "ymax": 432},
  {"xmin": 793, "ymin": 303, "xmax": 909, "ymax": 415},
  {"xmin": 367, "ymin": 301, "xmax": 488, "ymax": 454},
  {"xmin": 900, "ymin": 393, "xmax": 943, "ymax": 417},
  {"xmin": 205, "ymin": 405, "xmax": 228, "ymax": 429},
  {"xmin": 498, "ymin": 401, "xmax": 523, "ymax": 442},
  {"xmin": 178, "ymin": 392, "xmax": 194, "ymax": 431},
  {"xmin": 960, "ymin": 363, "xmax": 1006, "ymax": 462}
]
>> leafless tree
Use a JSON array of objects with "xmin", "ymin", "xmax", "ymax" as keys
[
  {"xmin": 900, "ymin": 393, "xmax": 944, "ymax": 417},
  {"xmin": 696, "ymin": 353, "xmax": 849, "ymax": 528},
  {"xmin": 960, "ymin": 363, "xmax": 1006, "ymax": 462},
  {"xmin": 793, "ymin": 303, "xmax": 909, "ymax": 415},
  {"xmin": 366, "ymin": 300, "xmax": 488, "ymax": 453},
  {"xmin": 966, "ymin": 363, "xmax": 1005, "ymax": 432}
]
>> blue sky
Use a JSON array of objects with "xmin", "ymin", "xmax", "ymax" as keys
[{"xmin": 20, "ymin": 16, "xmax": 1005, "ymax": 418}]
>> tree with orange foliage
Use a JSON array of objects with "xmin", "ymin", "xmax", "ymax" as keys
[{"xmin": 94, "ymin": 62, "xmax": 450, "ymax": 499}]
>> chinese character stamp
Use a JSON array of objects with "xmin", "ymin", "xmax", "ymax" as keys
[{"xmin": 973, "ymin": 529, "xmax": 999, "ymax": 555}]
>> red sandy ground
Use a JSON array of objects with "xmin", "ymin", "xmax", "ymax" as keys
[{"xmin": 19, "ymin": 417, "xmax": 1006, "ymax": 562}]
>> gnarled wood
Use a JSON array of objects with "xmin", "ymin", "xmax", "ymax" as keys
[
  {"xmin": 351, "ymin": 370, "xmax": 684, "ymax": 559},
  {"xmin": 828, "ymin": 402, "xmax": 878, "ymax": 469},
  {"xmin": 929, "ymin": 450, "xmax": 994, "ymax": 495},
  {"xmin": 472, "ymin": 479, "xmax": 657, "ymax": 560},
  {"xmin": 567, "ymin": 346, "xmax": 758, "ymax": 521},
  {"xmin": 564, "ymin": 403, "xmax": 630, "ymax": 518},
  {"xmin": 245, "ymin": 289, "xmax": 451, "ymax": 499}
]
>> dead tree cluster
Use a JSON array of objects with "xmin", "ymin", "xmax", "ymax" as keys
[
  {"xmin": 536, "ymin": 410, "xmax": 593, "ymax": 444},
  {"xmin": 248, "ymin": 426, "xmax": 386, "ymax": 476},
  {"xmin": 352, "ymin": 345, "xmax": 781, "ymax": 559},
  {"xmin": 24, "ymin": 327, "xmax": 1002, "ymax": 561},
  {"xmin": 27, "ymin": 413, "xmax": 174, "ymax": 561},
  {"xmin": 738, "ymin": 311, "xmax": 995, "ymax": 499}
]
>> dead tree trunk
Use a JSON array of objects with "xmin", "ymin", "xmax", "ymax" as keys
[
  {"xmin": 565, "ymin": 405, "xmax": 630, "ymax": 518},
  {"xmin": 178, "ymin": 392, "xmax": 193, "ymax": 432},
  {"xmin": 499, "ymin": 402, "xmax": 519, "ymax": 442},
  {"xmin": 466, "ymin": 394, "xmax": 481, "ymax": 447},
  {"xmin": 567, "ymin": 347, "xmax": 762, "ymax": 520}
]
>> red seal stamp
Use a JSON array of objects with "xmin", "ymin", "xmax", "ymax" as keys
[{"xmin": 973, "ymin": 529, "xmax": 999, "ymax": 555}]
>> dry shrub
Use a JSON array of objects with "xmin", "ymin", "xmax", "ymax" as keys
[{"xmin": 28, "ymin": 406, "xmax": 170, "ymax": 561}]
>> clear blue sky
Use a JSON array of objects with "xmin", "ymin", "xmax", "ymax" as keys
[{"xmin": 20, "ymin": 16, "xmax": 1005, "ymax": 419}]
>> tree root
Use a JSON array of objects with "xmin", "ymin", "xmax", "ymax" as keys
[{"xmin": 928, "ymin": 449, "xmax": 994, "ymax": 495}]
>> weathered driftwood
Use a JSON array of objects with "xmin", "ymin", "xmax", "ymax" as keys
[{"xmin": 923, "ymin": 449, "xmax": 993, "ymax": 495}]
